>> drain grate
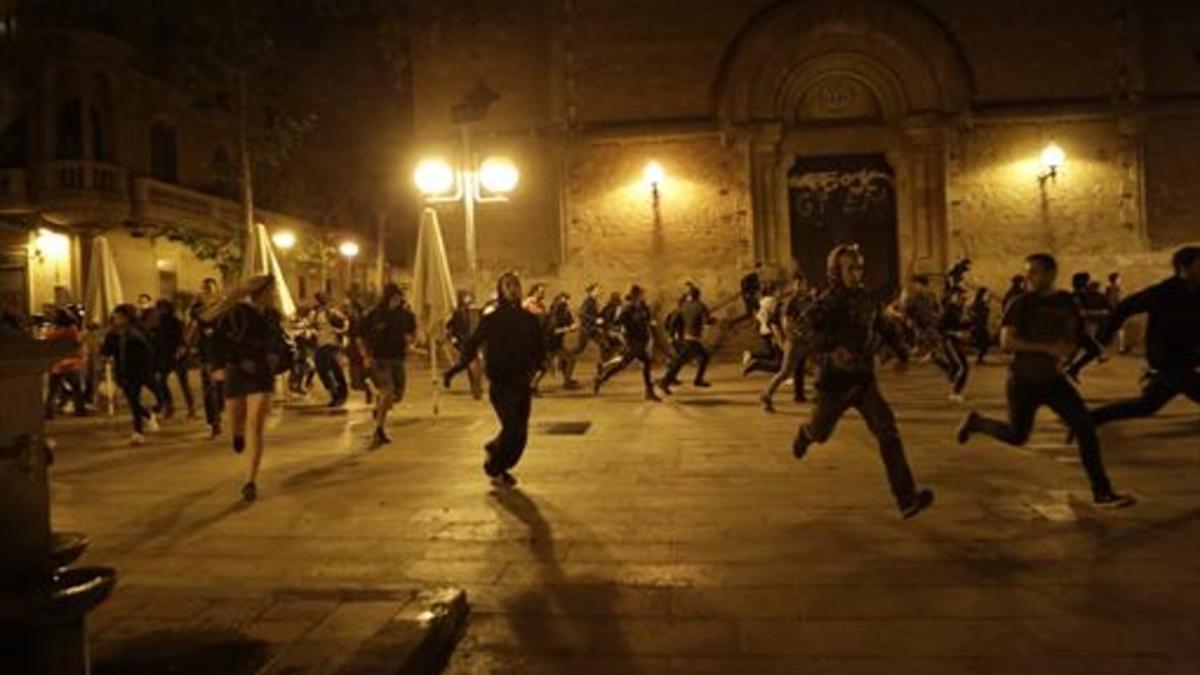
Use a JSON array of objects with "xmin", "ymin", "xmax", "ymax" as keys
[{"xmin": 537, "ymin": 421, "xmax": 592, "ymax": 436}]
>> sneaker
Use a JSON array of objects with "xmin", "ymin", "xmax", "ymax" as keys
[
  {"xmin": 741, "ymin": 351, "xmax": 752, "ymax": 366},
  {"xmin": 592, "ymin": 378, "xmax": 602, "ymax": 395},
  {"xmin": 955, "ymin": 412, "xmax": 977, "ymax": 445},
  {"xmin": 370, "ymin": 427, "xmax": 391, "ymax": 449},
  {"xmin": 232, "ymin": 435, "xmax": 245, "ymax": 454},
  {"xmin": 563, "ymin": 380, "xmax": 582, "ymax": 391},
  {"xmin": 645, "ymin": 389, "xmax": 662, "ymax": 402},
  {"xmin": 668, "ymin": 377, "xmax": 684, "ymax": 387},
  {"xmin": 693, "ymin": 380, "xmax": 712, "ymax": 388},
  {"xmin": 901, "ymin": 489, "xmax": 935, "ymax": 519},
  {"xmin": 948, "ymin": 392, "xmax": 965, "ymax": 404},
  {"xmin": 241, "ymin": 482, "xmax": 257, "ymax": 503},
  {"xmin": 1094, "ymin": 492, "xmax": 1136, "ymax": 509},
  {"xmin": 498, "ymin": 471, "xmax": 518, "ymax": 487},
  {"xmin": 792, "ymin": 433, "xmax": 811, "ymax": 460},
  {"xmin": 129, "ymin": 432, "xmax": 146, "ymax": 446},
  {"xmin": 145, "ymin": 414, "xmax": 160, "ymax": 432},
  {"xmin": 209, "ymin": 424, "xmax": 221, "ymax": 440},
  {"xmin": 793, "ymin": 392, "xmax": 808, "ymax": 404},
  {"xmin": 658, "ymin": 378, "xmax": 673, "ymax": 396},
  {"xmin": 760, "ymin": 393, "xmax": 775, "ymax": 413}
]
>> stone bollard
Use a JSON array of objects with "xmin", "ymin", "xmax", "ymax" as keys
[{"xmin": 0, "ymin": 335, "xmax": 116, "ymax": 675}]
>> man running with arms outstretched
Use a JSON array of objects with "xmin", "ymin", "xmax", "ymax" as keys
[
  {"xmin": 956, "ymin": 253, "xmax": 1134, "ymax": 509},
  {"xmin": 793, "ymin": 243, "xmax": 934, "ymax": 519}
]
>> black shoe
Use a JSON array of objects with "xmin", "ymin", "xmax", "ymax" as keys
[
  {"xmin": 792, "ymin": 433, "xmax": 811, "ymax": 460},
  {"xmin": 668, "ymin": 377, "xmax": 684, "ymax": 387},
  {"xmin": 592, "ymin": 378, "xmax": 602, "ymax": 395},
  {"xmin": 658, "ymin": 378, "xmax": 673, "ymax": 396},
  {"xmin": 210, "ymin": 424, "xmax": 221, "ymax": 440},
  {"xmin": 760, "ymin": 393, "xmax": 775, "ymax": 413},
  {"xmin": 241, "ymin": 482, "xmax": 257, "ymax": 502},
  {"xmin": 693, "ymin": 380, "xmax": 712, "ymax": 388},
  {"xmin": 793, "ymin": 393, "xmax": 808, "ymax": 404},
  {"xmin": 645, "ymin": 389, "xmax": 662, "ymax": 402},
  {"xmin": 1065, "ymin": 428, "xmax": 1077, "ymax": 445},
  {"xmin": 900, "ymin": 489, "xmax": 935, "ymax": 519},
  {"xmin": 370, "ymin": 427, "xmax": 391, "ymax": 448},
  {"xmin": 232, "ymin": 435, "xmax": 245, "ymax": 454},
  {"xmin": 498, "ymin": 471, "xmax": 517, "ymax": 487},
  {"xmin": 955, "ymin": 413, "xmax": 977, "ymax": 445},
  {"xmin": 1094, "ymin": 492, "xmax": 1136, "ymax": 509}
]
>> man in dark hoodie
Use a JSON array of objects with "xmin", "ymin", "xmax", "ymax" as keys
[
  {"xmin": 150, "ymin": 299, "xmax": 195, "ymax": 419},
  {"xmin": 1088, "ymin": 246, "xmax": 1200, "ymax": 427},
  {"xmin": 102, "ymin": 304, "xmax": 157, "ymax": 444},
  {"xmin": 444, "ymin": 272, "xmax": 547, "ymax": 488},
  {"xmin": 792, "ymin": 244, "xmax": 934, "ymax": 519}
]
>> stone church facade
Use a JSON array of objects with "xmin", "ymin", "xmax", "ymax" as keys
[{"xmin": 410, "ymin": 0, "xmax": 1200, "ymax": 301}]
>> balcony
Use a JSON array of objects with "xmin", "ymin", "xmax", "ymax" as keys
[
  {"xmin": 36, "ymin": 160, "xmax": 130, "ymax": 224},
  {"xmin": 0, "ymin": 169, "xmax": 30, "ymax": 213},
  {"xmin": 132, "ymin": 177, "xmax": 310, "ymax": 240}
]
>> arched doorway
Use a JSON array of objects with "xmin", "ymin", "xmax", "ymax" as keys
[{"xmin": 716, "ymin": 0, "xmax": 973, "ymax": 290}]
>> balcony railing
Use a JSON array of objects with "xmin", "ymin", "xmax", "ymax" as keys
[
  {"xmin": 132, "ymin": 177, "xmax": 309, "ymax": 239},
  {"xmin": 38, "ymin": 161, "xmax": 129, "ymax": 201},
  {"xmin": 0, "ymin": 169, "xmax": 30, "ymax": 211}
]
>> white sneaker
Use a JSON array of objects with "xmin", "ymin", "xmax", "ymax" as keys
[
  {"xmin": 948, "ymin": 393, "xmax": 965, "ymax": 404},
  {"xmin": 145, "ymin": 414, "xmax": 160, "ymax": 432},
  {"xmin": 741, "ymin": 351, "xmax": 752, "ymax": 366},
  {"xmin": 130, "ymin": 432, "xmax": 146, "ymax": 446}
]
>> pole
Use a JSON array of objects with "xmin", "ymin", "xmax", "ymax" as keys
[{"xmin": 460, "ymin": 125, "xmax": 478, "ymax": 286}]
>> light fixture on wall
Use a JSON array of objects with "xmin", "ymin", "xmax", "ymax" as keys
[
  {"xmin": 1039, "ymin": 143, "xmax": 1065, "ymax": 182},
  {"xmin": 271, "ymin": 230, "xmax": 297, "ymax": 252},
  {"xmin": 644, "ymin": 161, "xmax": 665, "ymax": 195},
  {"xmin": 33, "ymin": 228, "xmax": 70, "ymax": 263}
]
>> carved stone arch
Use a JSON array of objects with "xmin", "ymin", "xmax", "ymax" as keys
[{"xmin": 714, "ymin": 0, "xmax": 974, "ymax": 282}]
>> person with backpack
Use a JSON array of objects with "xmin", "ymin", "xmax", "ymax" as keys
[
  {"xmin": 358, "ymin": 283, "xmax": 417, "ymax": 448},
  {"xmin": 101, "ymin": 304, "xmax": 158, "ymax": 445},
  {"xmin": 207, "ymin": 275, "xmax": 293, "ymax": 502}
]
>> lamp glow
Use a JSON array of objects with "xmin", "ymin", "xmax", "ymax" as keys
[
  {"xmin": 643, "ymin": 161, "xmax": 666, "ymax": 189},
  {"xmin": 414, "ymin": 159, "xmax": 455, "ymax": 196},
  {"xmin": 271, "ymin": 230, "xmax": 296, "ymax": 251},
  {"xmin": 338, "ymin": 241, "xmax": 360, "ymax": 259},
  {"xmin": 35, "ymin": 228, "xmax": 70, "ymax": 260},
  {"xmin": 1040, "ymin": 144, "xmax": 1065, "ymax": 176},
  {"xmin": 479, "ymin": 157, "xmax": 520, "ymax": 194}
]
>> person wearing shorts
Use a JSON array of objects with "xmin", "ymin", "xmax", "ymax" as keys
[{"xmin": 358, "ymin": 283, "xmax": 417, "ymax": 448}]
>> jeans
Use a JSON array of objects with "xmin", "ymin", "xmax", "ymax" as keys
[
  {"xmin": 796, "ymin": 379, "xmax": 919, "ymax": 509},
  {"xmin": 120, "ymin": 380, "xmax": 152, "ymax": 433},
  {"xmin": 968, "ymin": 374, "xmax": 1114, "ymax": 499},
  {"xmin": 1091, "ymin": 366, "xmax": 1200, "ymax": 427},
  {"xmin": 487, "ymin": 377, "xmax": 533, "ymax": 474},
  {"xmin": 662, "ymin": 340, "xmax": 710, "ymax": 384},
  {"xmin": 746, "ymin": 335, "xmax": 782, "ymax": 374},
  {"xmin": 597, "ymin": 341, "xmax": 654, "ymax": 393},
  {"xmin": 201, "ymin": 366, "xmax": 225, "ymax": 428},
  {"xmin": 938, "ymin": 335, "xmax": 969, "ymax": 394},
  {"xmin": 315, "ymin": 345, "xmax": 348, "ymax": 402},
  {"xmin": 764, "ymin": 339, "xmax": 807, "ymax": 401},
  {"xmin": 154, "ymin": 361, "xmax": 195, "ymax": 413}
]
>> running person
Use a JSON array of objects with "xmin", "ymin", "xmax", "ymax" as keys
[
  {"xmin": 955, "ymin": 254, "xmax": 1134, "ymax": 509},
  {"xmin": 444, "ymin": 272, "xmax": 546, "ymax": 488},
  {"xmin": 593, "ymin": 284, "xmax": 661, "ymax": 402},
  {"xmin": 658, "ymin": 282, "xmax": 714, "ymax": 394},
  {"xmin": 188, "ymin": 278, "xmax": 225, "ymax": 437},
  {"xmin": 792, "ymin": 244, "xmax": 934, "ymax": 519},
  {"xmin": 760, "ymin": 272, "xmax": 813, "ymax": 411},
  {"xmin": 939, "ymin": 287, "xmax": 971, "ymax": 402},
  {"xmin": 101, "ymin": 304, "xmax": 158, "ymax": 445},
  {"xmin": 358, "ymin": 283, "xmax": 417, "ymax": 448}
]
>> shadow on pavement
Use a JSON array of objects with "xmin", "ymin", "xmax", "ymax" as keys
[{"xmin": 92, "ymin": 629, "xmax": 272, "ymax": 675}]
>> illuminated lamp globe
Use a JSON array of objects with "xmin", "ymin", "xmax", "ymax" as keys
[
  {"xmin": 338, "ymin": 241, "xmax": 360, "ymax": 259},
  {"xmin": 35, "ymin": 228, "xmax": 70, "ymax": 259},
  {"xmin": 414, "ymin": 159, "xmax": 455, "ymax": 196},
  {"xmin": 271, "ymin": 230, "xmax": 296, "ymax": 251},
  {"xmin": 643, "ymin": 161, "xmax": 666, "ymax": 188},
  {"xmin": 1040, "ymin": 144, "xmax": 1065, "ymax": 174},
  {"xmin": 479, "ymin": 157, "xmax": 520, "ymax": 194}
]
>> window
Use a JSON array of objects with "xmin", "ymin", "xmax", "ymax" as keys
[
  {"xmin": 55, "ymin": 100, "xmax": 83, "ymax": 159},
  {"xmin": 0, "ymin": 117, "xmax": 28, "ymax": 167},
  {"xmin": 149, "ymin": 120, "xmax": 178, "ymax": 182},
  {"xmin": 90, "ymin": 75, "xmax": 114, "ymax": 161}
]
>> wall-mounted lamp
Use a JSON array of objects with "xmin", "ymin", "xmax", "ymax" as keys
[
  {"xmin": 33, "ymin": 228, "xmax": 70, "ymax": 263},
  {"xmin": 644, "ymin": 161, "xmax": 665, "ymax": 208},
  {"xmin": 271, "ymin": 230, "xmax": 297, "ymax": 252},
  {"xmin": 1039, "ymin": 143, "xmax": 1065, "ymax": 182}
]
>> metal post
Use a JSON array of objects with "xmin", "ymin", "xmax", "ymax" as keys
[{"xmin": 460, "ymin": 125, "xmax": 478, "ymax": 283}]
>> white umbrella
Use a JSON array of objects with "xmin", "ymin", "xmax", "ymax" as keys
[
  {"xmin": 84, "ymin": 236, "xmax": 124, "ymax": 415},
  {"xmin": 410, "ymin": 208, "xmax": 457, "ymax": 416},
  {"xmin": 243, "ymin": 223, "xmax": 297, "ymax": 318}
]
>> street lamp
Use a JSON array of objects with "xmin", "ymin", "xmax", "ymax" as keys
[
  {"xmin": 1039, "ymin": 143, "xmax": 1065, "ymax": 182},
  {"xmin": 338, "ymin": 240, "xmax": 360, "ymax": 259},
  {"xmin": 415, "ymin": 153, "xmax": 519, "ymax": 281},
  {"xmin": 271, "ymin": 230, "xmax": 296, "ymax": 252}
]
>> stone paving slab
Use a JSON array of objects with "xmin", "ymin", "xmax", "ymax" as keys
[{"xmin": 45, "ymin": 356, "xmax": 1200, "ymax": 674}]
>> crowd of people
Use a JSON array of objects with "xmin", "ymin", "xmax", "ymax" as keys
[{"xmin": 24, "ymin": 242, "xmax": 1199, "ymax": 513}]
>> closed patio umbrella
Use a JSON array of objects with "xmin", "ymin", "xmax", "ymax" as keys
[
  {"xmin": 84, "ymin": 236, "xmax": 123, "ymax": 415},
  {"xmin": 410, "ymin": 208, "xmax": 458, "ymax": 416}
]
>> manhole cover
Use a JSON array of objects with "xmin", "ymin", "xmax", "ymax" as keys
[{"xmin": 537, "ymin": 421, "xmax": 592, "ymax": 435}]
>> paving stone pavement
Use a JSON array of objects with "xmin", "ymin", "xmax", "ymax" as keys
[{"xmin": 46, "ymin": 355, "xmax": 1199, "ymax": 675}]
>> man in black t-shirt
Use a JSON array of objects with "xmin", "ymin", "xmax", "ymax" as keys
[
  {"xmin": 658, "ymin": 283, "xmax": 714, "ymax": 394},
  {"xmin": 358, "ymin": 283, "xmax": 417, "ymax": 447},
  {"xmin": 593, "ymin": 284, "xmax": 660, "ymax": 401},
  {"xmin": 956, "ymin": 254, "xmax": 1134, "ymax": 509}
]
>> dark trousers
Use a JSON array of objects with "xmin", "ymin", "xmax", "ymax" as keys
[
  {"xmin": 573, "ymin": 327, "xmax": 618, "ymax": 362},
  {"xmin": 746, "ymin": 336, "xmax": 782, "ymax": 374},
  {"xmin": 154, "ymin": 361, "xmax": 195, "ymax": 413},
  {"xmin": 797, "ymin": 379, "xmax": 918, "ymax": 509},
  {"xmin": 201, "ymin": 366, "xmax": 225, "ymax": 428},
  {"xmin": 1066, "ymin": 334, "xmax": 1104, "ymax": 378},
  {"xmin": 486, "ymin": 377, "xmax": 533, "ymax": 474},
  {"xmin": 973, "ymin": 331, "xmax": 992, "ymax": 364},
  {"xmin": 937, "ymin": 335, "xmax": 969, "ymax": 394},
  {"xmin": 45, "ymin": 370, "xmax": 86, "ymax": 416},
  {"xmin": 120, "ymin": 379, "xmax": 152, "ymax": 433},
  {"xmin": 597, "ymin": 342, "xmax": 654, "ymax": 392},
  {"xmin": 968, "ymin": 374, "xmax": 1114, "ymax": 499},
  {"xmin": 315, "ymin": 345, "xmax": 348, "ymax": 401},
  {"xmin": 663, "ymin": 340, "xmax": 710, "ymax": 384},
  {"xmin": 1092, "ymin": 367, "xmax": 1200, "ymax": 427}
]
